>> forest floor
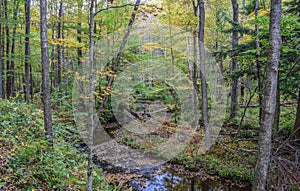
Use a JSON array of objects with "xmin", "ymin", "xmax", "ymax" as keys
[
  {"xmin": 0, "ymin": 99, "xmax": 114, "ymax": 191},
  {"xmin": 1, "ymin": 98, "xmax": 299, "ymax": 190}
]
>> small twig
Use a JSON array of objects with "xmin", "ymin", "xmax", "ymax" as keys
[
  {"xmin": 276, "ymin": 157, "xmax": 300, "ymax": 182},
  {"xmin": 149, "ymin": 107, "xmax": 169, "ymax": 114},
  {"xmin": 233, "ymin": 87, "xmax": 258, "ymax": 140},
  {"xmin": 275, "ymin": 126, "xmax": 300, "ymax": 155}
]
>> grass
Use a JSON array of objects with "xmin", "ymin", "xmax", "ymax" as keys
[{"xmin": 0, "ymin": 99, "xmax": 114, "ymax": 191}]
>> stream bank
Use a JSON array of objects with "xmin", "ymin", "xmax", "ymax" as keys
[{"xmin": 90, "ymin": 124, "xmax": 253, "ymax": 190}]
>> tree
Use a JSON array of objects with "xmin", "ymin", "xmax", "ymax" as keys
[
  {"xmin": 40, "ymin": 0, "xmax": 54, "ymax": 145},
  {"xmin": 293, "ymin": 84, "xmax": 300, "ymax": 140},
  {"xmin": 229, "ymin": 0, "xmax": 239, "ymax": 119},
  {"xmin": 5, "ymin": 0, "xmax": 10, "ymax": 98},
  {"xmin": 56, "ymin": 0, "xmax": 63, "ymax": 87},
  {"xmin": 8, "ymin": 0, "xmax": 19, "ymax": 98},
  {"xmin": 255, "ymin": 0, "xmax": 263, "ymax": 125},
  {"xmin": 77, "ymin": 0, "xmax": 83, "ymax": 65},
  {"xmin": 87, "ymin": 1, "xmax": 141, "ymax": 189},
  {"xmin": 253, "ymin": 0, "xmax": 282, "ymax": 190},
  {"xmin": 0, "ymin": 0, "xmax": 3, "ymax": 99},
  {"xmin": 87, "ymin": 0, "xmax": 95, "ymax": 190},
  {"xmin": 24, "ymin": 0, "xmax": 31, "ymax": 103},
  {"xmin": 198, "ymin": 0, "xmax": 211, "ymax": 149}
]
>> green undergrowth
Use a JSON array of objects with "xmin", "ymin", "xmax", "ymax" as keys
[
  {"xmin": 0, "ymin": 99, "xmax": 114, "ymax": 191},
  {"xmin": 196, "ymin": 140, "xmax": 256, "ymax": 182},
  {"xmin": 119, "ymin": 126, "xmax": 256, "ymax": 183},
  {"xmin": 171, "ymin": 139, "xmax": 256, "ymax": 182}
]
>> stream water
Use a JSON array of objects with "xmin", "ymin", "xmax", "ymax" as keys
[
  {"xmin": 91, "ymin": 127, "xmax": 252, "ymax": 191},
  {"xmin": 93, "ymin": 145, "xmax": 251, "ymax": 191},
  {"xmin": 128, "ymin": 167, "xmax": 251, "ymax": 191}
]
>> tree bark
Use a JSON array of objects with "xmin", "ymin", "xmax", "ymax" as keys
[
  {"xmin": 0, "ymin": 0, "xmax": 3, "ymax": 99},
  {"xmin": 40, "ymin": 0, "xmax": 54, "ymax": 145},
  {"xmin": 253, "ymin": 0, "xmax": 282, "ymax": 190},
  {"xmin": 198, "ymin": 0, "xmax": 211, "ymax": 149},
  {"xmin": 77, "ymin": 1, "xmax": 83, "ymax": 65},
  {"xmin": 273, "ymin": 76, "xmax": 280, "ymax": 137},
  {"xmin": 5, "ymin": 0, "xmax": 10, "ymax": 98},
  {"xmin": 255, "ymin": 0, "xmax": 263, "ymax": 125},
  {"xmin": 57, "ymin": 0, "xmax": 63, "ymax": 86},
  {"xmin": 230, "ymin": 0, "xmax": 239, "ymax": 119},
  {"xmin": 9, "ymin": 0, "xmax": 18, "ymax": 98},
  {"xmin": 96, "ymin": 0, "xmax": 141, "ymax": 118},
  {"xmin": 87, "ymin": 0, "xmax": 95, "ymax": 190},
  {"xmin": 30, "ymin": 63, "xmax": 33, "ymax": 99},
  {"xmin": 51, "ymin": 28, "xmax": 57, "ymax": 88},
  {"xmin": 293, "ymin": 84, "xmax": 300, "ymax": 140},
  {"xmin": 25, "ymin": 0, "xmax": 31, "ymax": 103}
]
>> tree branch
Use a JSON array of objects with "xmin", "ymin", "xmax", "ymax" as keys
[{"xmin": 94, "ymin": 3, "xmax": 136, "ymax": 16}]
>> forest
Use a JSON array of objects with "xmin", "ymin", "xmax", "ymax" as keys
[{"xmin": 0, "ymin": 0, "xmax": 299, "ymax": 190}]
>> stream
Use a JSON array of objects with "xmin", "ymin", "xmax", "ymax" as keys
[
  {"xmin": 95, "ymin": 158, "xmax": 251, "ymax": 191},
  {"xmin": 88, "ymin": 126, "xmax": 252, "ymax": 191},
  {"xmin": 129, "ymin": 170, "xmax": 251, "ymax": 191}
]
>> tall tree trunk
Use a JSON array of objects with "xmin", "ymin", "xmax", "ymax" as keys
[
  {"xmin": 230, "ymin": 0, "xmax": 239, "ymax": 119},
  {"xmin": 86, "ymin": 3, "xmax": 142, "ymax": 187},
  {"xmin": 87, "ymin": 0, "xmax": 95, "ymax": 190},
  {"xmin": 96, "ymin": 0, "xmax": 141, "ymax": 118},
  {"xmin": 198, "ymin": 0, "xmax": 211, "ymax": 149},
  {"xmin": 51, "ymin": 28, "xmax": 57, "ymax": 88},
  {"xmin": 9, "ymin": 0, "xmax": 19, "ymax": 98},
  {"xmin": 192, "ymin": 31, "xmax": 198, "ymax": 92},
  {"xmin": 40, "ymin": 0, "xmax": 54, "ymax": 145},
  {"xmin": 5, "ymin": 0, "xmax": 10, "ymax": 98},
  {"xmin": 77, "ymin": 1, "xmax": 83, "ymax": 65},
  {"xmin": 191, "ymin": 0, "xmax": 200, "ymax": 129},
  {"xmin": 25, "ymin": 0, "xmax": 31, "ymax": 103},
  {"xmin": 253, "ymin": 0, "xmax": 282, "ymax": 190},
  {"xmin": 255, "ymin": 0, "xmax": 263, "ymax": 125},
  {"xmin": 0, "ymin": 0, "xmax": 3, "ymax": 99},
  {"xmin": 57, "ymin": 0, "xmax": 63, "ymax": 87},
  {"xmin": 30, "ymin": 63, "xmax": 33, "ymax": 99},
  {"xmin": 293, "ymin": 84, "xmax": 300, "ymax": 140}
]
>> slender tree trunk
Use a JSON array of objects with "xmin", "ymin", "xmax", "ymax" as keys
[
  {"xmin": 193, "ymin": 32, "xmax": 198, "ymax": 91},
  {"xmin": 230, "ymin": 0, "xmax": 239, "ymax": 119},
  {"xmin": 198, "ymin": 0, "xmax": 211, "ymax": 149},
  {"xmin": 255, "ymin": 0, "xmax": 263, "ymax": 125},
  {"xmin": 0, "ymin": 0, "xmax": 3, "ymax": 99},
  {"xmin": 51, "ymin": 28, "xmax": 56, "ymax": 88},
  {"xmin": 96, "ymin": 0, "xmax": 141, "ymax": 118},
  {"xmin": 57, "ymin": 0, "xmax": 63, "ymax": 86},
  {"xmin": 9, "ymin": 0, "xmax": 19, "ymax": 98},
  {"xmin": 5, "ymin": 0, "xmax": 10, "ymax": 98},
  {"xmin": 24, "ymin": 0, "xmax": 31, "ymax": 103},
  {"xmin": 87, "ymin": 0, "xmax": 95, "ymax": 190},
  {"xmin": 40, "ymin": 0, "xmax": 54, "ymax": 145},
  {"xmin": 191, "ymin": 1, "xmax": 200, "ymax": 128},
  {"xmin": 253, "ymin": 0, "xmax": 282, "ymax": 190},
  {"xmin": 30, "ymin": 63, "xmax": 33, "ymax": 99},
  {"xmin": 293, "ymin": 84, "xmax": 300, "ymax": 140},
  {"xmin": 273, "ymin": 76, "xmax": 280, "ymax": 137},
  {"xmin": 77, "ymin": 1, "xmax": 83, "ymax": 65}
]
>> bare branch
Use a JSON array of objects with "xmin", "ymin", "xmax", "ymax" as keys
[{"xmin": 94, "ymin": 3, "xmax": 136, "ymax": 16}]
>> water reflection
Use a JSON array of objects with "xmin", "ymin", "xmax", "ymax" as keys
[{"xmin": 129, "ymin": 168, "xmax": 251, "ymax": 191}]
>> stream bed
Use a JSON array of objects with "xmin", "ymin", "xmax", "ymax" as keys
[
  {"xmin": 92, "ymin": 127, "xmax": 252, "ymax": 190},
  {"xmin": 95, "ymin": 155, "xmax": 251, "ymax": 191},
  {"xmin": 128, "ymin": 166, "xmax": 251, "ymax": 191}
]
